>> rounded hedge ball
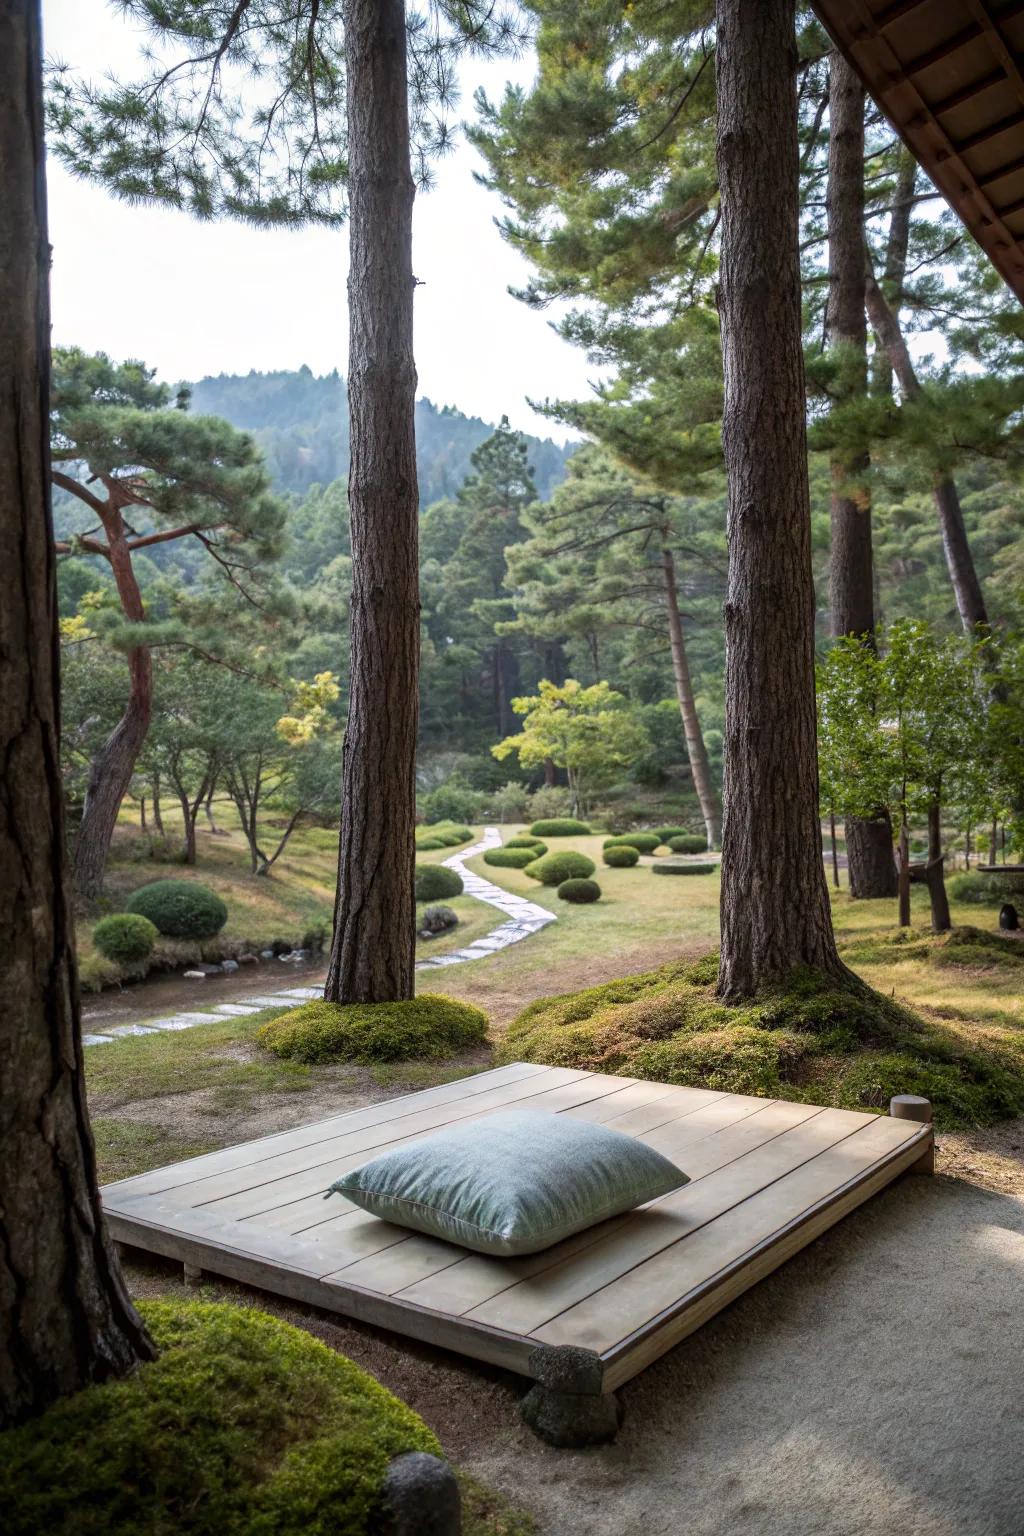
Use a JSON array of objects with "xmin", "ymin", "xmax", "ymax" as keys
[
  {"xmin": 668, "ymin": 834, "xmax": 707, "ymax": 855},
  {"xmin": 125, "ymin": 879, "xmax": 228, "ymax": 940},
  {"xmin": 603, "ymin": 832, "xmax": 660, "ymax": 854},
  {"xmin": 528, "ymin": 817, "xmax": 591, "ymax": 837},
  {"xmin": 524, "ymin": 850, "xmax": 597, "ymax": 885},
  {"xmin": 505, "ymin": 836, "xmax": 547, "ymax": 852},
  {"xmin": 557, "ymin": 878, "xmax": 601, "ymax": 904},
  {"xmin": 414, "ymin": 864, "xmax": 464, "ymax": 902},
  {"xmin": 652, "ymin": 859, "xmax": 717, "ymax": 876},
  {"xmin": 483, "ymin": 846, "xmax": 537, "ymax": 869},
  {"xmin": 603, "ymin": 844, "xmax": 640, "ymax": 868},
  {"xmin": 93, "ymin": 912, "xmax": 158, "ymax": 965}
]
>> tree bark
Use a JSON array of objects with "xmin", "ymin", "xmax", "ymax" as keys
[
  {"xmin": 864, "ymin": 257, "xmax": 990, "ymax": 634},
  {"xmin": 151, "ymin": 770, "xmax": 164, "ymax": 833},
  {"xmin": 714, "ymin": 0, "xmax": 845, "ymax": 1000},
  {"xmin": 845, "ymin": 813, "xmax": 897, "ymax": 899},
  {"xmin": 72, "ymin": 507, "xmax": 152, "ymax": 900},
  {"xmin": 898, "ymin": 816, "xmax": 912, "ymax": 927},
  {"xmin": 871, "ymin": 151, "xmax": 916, "ymax": 397},
  {"xmin": 325, "ymin": 0, "xmax": 419, "ymax": 1003},
  {"xmin": 926, "ymin": 797, "xmax": 951, "ymax": 933},
  {"xmin": 661, "ymin": 542, "xmax": 721, "ymax": 848},
  {"xmin": 0, "ymin": 0, "xmax": 153, "ymax": 1428}
]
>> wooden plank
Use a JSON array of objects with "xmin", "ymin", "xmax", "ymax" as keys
[
  {"xmin": 561, "ymin": 1080, "xmax": 719, "ymax": 1126},
  {"xmin": 101, "ymin": 1060, "xmax": 550, "ymax": 1201},
  {"xmin": 463, "ymin": 1108, "xmax": 879, "ymax": 1336},
  {"xmin": 187, "ymin": 1072, "xmax": 637, "ymax": 1222},
  {"xmin": 396, "ymin": 1100, "xmax": 826, "ymax": 1317},
  {"xmin": 599, "ymin": 1126, "xmax": 931, "ymax": 1389},
  {"xmin": 590, "ymin": 1084, "xmax": 732, "ymax": 1136},
  {"xmin": 534, "ymin": 1116, "xmax": 925, "ymax": 1359}
]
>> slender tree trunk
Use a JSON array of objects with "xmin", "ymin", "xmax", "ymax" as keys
[
  {"xmin": 176, "ymin": 790, "xmax": 197, "ymax": 865},
  {"xmin": 0, "ymin": 0, "xmax": 152, "ymax": 1428},
  {"xmin": 661, "ymin": 542, "xmax": 721, "ymax": 848},
  {"xmin": 544, "ymin": 756, "xmax": 556, "ymax": 787},
  {"xmin": 926, "ymin": 797, "xmax": 951, "ymax": 933},
  {"xmin": 871, "ymin": 151, "xmax": 916, "ymax": 397},
  {"xmin": 714, "ymin": 0, "xmax": 845, "ymax": 1000},
  {"xmin": 256, "ymin": 809, "xmax": 304, "ymax": 876},
  {"xmin": 830, "ymin": 807, "xmax": 840, "ymax": 889},
  {"xmin": 72, "ymin": 509, "xmax": 152, "ymax": 900},
  {"xmin": 139, "ymin": 794, "xmax": 147, "ymax": 834},
  {"xmin": 826, "ymin": 53, "xmax": 896, "ymax": 898},
  {"xmin": 151, "ymin": 770, "xmax": 164, "ymax": 834},
  {"xmin": 898, "ymin": 816, "xmax": 912, "ymax": 927},
  {"xmin": 990, "ymin": 816, "xmax": 998, "ymax": 866},
  {"xmin": 326, "ymin": 0, "xmax": 419, "ymax": 1003},
  {"xmin": 864, "ymin": 257, "xmax": 990, "ymax": 634}
]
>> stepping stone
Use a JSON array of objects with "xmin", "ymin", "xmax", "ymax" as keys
[
  {"xmin": 244, "ymin": 995, "xmax": 299, "ymax": 1008},
  {"xmin": 147, "ymin": 1017, "xmax": 206, "ymax": 1032},
  {"xmin": 152, "ymin": 1011, "xmax": 223, "ymax": 1026},
  {"xmin": 214, "ymin": 1004, "xmax": 264, "ymax": 1016},
  {"xmin": 106, "ymin": 1023, "xmax": 163, "ymax": 1037},
  {"xmin": 275, "ymin": 987, "xmax": 322, "ymax": 1000},
  {"xmin": 82, "ymin": 1032, "xmax": 114, "ymax": 1046}
]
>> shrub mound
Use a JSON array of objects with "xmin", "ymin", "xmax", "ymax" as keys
[
  {"xmin": 603, "ymin": 844, "xmax": 640, "ymax": 868},
  {"xmin": 529, "ymin": 818, "xmax": 591, "ymax": 837},
  {"xmin": 604, "ymin": 833, "xmax": 660, "ymax": 854},
  {"xmin": 558, "ymin": 878, "xmax": 601, "ymax": 904},
  {"xmin": 259, "ymin": 993, "xmax": 488, "ymax": 1064},
  {"xmin": 654, "ymin": 826, "xmax": 692, "ymax": 845},
  {"xmin": 524, "ymin": 850, "xmax": 597, "ymax": 886},
  {"xmin": 652, "ymin": 859, "xmax": 717, "ymax": 876},
  {"xmin": 949, "ymin": 869, "xmax": 1024, "ymax": 904},
  {"xmin": 839, "ymin": 925, "xmax": 1024, "ymax": 972},
  {"xmin": 92, "ymin": 913, "xmax": 157, "ymax": 965},
  {"xmin": 483, "ymin": 846, "xmax": 537, "ymax": 869},
  {"xmin": 668, "ymin": 834, "xmax": 707, "ymax": 855},
  {"xmin": 505, "ymin": 835, "xmax": 547, "ymax": 852},
  {"xmin": 415, "ymin": 836, "xmax": 448, "ymax": 851},
  {"xmin": 0, "ymin": 1300, "xmax": 438, "ymax": 1536},
  {"xmin": 125, "ymin": 879, "xmax": 228, "ymax": 940},
  {"xmin": 419, "ymin": 904, "xmax": 458, "ymax": 936},
  {"xmin": 414, "ymin": 864, "xmax": 464, "ymax": 902},
  {"xmin": 497, "ymin": 955, "xmax": 1024, "ymax": 1128},
  {"xmin": 416, "ymin": 821, "xmax": 472, "ymax": 849}
]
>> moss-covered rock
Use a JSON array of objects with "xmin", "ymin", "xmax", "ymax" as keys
[
  {"xmin": 414, "ymin": 864, "xmax": 464, "ymax": 902},
  {"xmin": 557, "ymin": 878, "xmax": 601, "ymax": 903},
  {"xmin": 524, "ymin": 850, "xmax": 597, "ymax": 885},
  {"xmin": 603, "ymin": 844, "xmax": 640, "ymax": 868},
  {"xmin": 258, "ymin": 993, "xmax": 488, "ymax": 1064},
  {"xmin": 498, "ymin": 955, "xmax": 1024, "ymax": 1127},
  {"xmin": 0, "ymin": 1300, "xmax": 439, "ymax": 1536}
]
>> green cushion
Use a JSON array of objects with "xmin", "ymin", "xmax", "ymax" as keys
[{"xmin": 327, "ymin": 1109, "xmax": 689, "ymax": 1257}]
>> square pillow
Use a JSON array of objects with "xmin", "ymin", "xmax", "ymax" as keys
[{"xmin": 327, "ymin": 1108, "xmax": 689, "ymax": 1256}]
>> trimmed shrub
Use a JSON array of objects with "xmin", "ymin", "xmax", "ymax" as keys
[
  {"xmin": 668, "ymin": 834, "xmax": 707, "ymax": 855},
  {"xmin": 416, "ymin": 821, "xmax": 472, "ymax": 848},
  {"xmin": 652, "ymin": 859, "xmax": 717, "ymax": 875},
  {"xmin": 436, "ymin": 827, "xmax": 473, "ymax": 847},
  {"xmin": 529, "ymin": 817, "xmax": 591, "ymax": 837},
  {"xmin": 415, "ymin": 836, "xmax": 449, "ymax": 851},
  {"xmin": 258, "ymin": 993, "xmax": 488, "ymax": 1064},
  {"xmin": 505, "ymin": 835, "xmax": 547, "ymax": 851},
  {"xmin": 125, "ymin": 880, "xmax": 228, "ymax": 940},
  {"xmin": 558, "ymin": 878, "xmax": 601, "ymax": 904},
  {"xmin": 414, "ymin": 864, "xmax": 464, "ymax": 902},
  {"xmin": 604, "ymin": 833, "xmax": 660, "ymax": 854},
  {"xmin": 949, "ymin": 869, "xmax": 1024, "ymax": 904},
  {"xmin": 524, "ymin": 850, "xmax": 596, "ymax": 885},
  {"xmin": 92, "ymin": 913, "xmax": 157, "ymax": 965},
  {"xmin": 419, "ymin": 904, "xmax": 458, "ymax": 935},
  {"xmin": 0, "ymin": 1299, "xmax": 438, "ymax": 1536},
  {"xmin": 654, "ymin": 826, "xmax": 693, "ymax": 845},
  {"xmin": 483, "ymin": 846, "xmax": 537, "ymax": 869},
  {"xmin": 497, "ymin": 955, "xmax": 1024, "ymax": 1128},
  {"xmin": 603, "ymin": 844, "xmax": 640, "ymax": 868}
]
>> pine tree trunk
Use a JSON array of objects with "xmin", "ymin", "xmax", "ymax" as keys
[
  {"xmin": 826, "ymin": 52, "xmax": 896, "ymax": 898},
  {"xmin": 898, "ymin": 817, "xmax": 912, "ymax": 927},
  {"xmin": 714, "ymin": 0, "xmax": 845, "ymax": 1001},
  {"xmin": 661, "ymin": 543, "xmax": 721, "ymax": 848},
  {"xmin": 325, "ymin": 0, "xmax": 419, "ymax": 1003},
  {"xmin": 73, "ymin": 510, "xmax": 152, "ymax": 900},
  {"xmin": 0, "ymin": 0, "xmax": 153, "ymax": 1428},
  {"xmin": 864, "ymin": 259, "xmax": 990, "ymax": 634},
  {"xmin": 871, "ymin": 152, "xmax": 916, "ymax": 397},
  {"xmin": 151, "ymin": 770, "xmax": 164, "ymax": 833}
]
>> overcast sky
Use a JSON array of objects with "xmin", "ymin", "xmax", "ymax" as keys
[{"xmin": 42, "ymin": 0, "xmax": 594, "ymax": 440}]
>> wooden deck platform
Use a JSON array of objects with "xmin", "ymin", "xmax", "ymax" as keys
[{"xmin": 102, "ymin": 1063, "xmax": 932, "ymax": 1394}]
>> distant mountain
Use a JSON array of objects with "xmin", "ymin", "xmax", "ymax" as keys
[{"xmin": 188, "ymin": 367, "xmax": 575, "ymax": 503}]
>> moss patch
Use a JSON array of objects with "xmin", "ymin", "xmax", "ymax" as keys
[
  {"xmin": 838, "ymin": 925, "xmax": 1024, "ymax": 972},
  {"xmin": 258, "ymin": 994, "xmax": 489, "ymax": 1065},
  {"xmin": 498, "ymin": 955, "xmax": 1024, "ymax": 1127},
  {"xmin": 0, "ymin": 1300, "xmax": 438, "ymax": 1536}
]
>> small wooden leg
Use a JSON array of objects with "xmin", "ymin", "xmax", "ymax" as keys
[
  {"xmin": 520, "ymin": 1345, "xmax": 622, "ymax": 1447},
  {"xmin": 890, "ymin": 1094, "xmax": 934, "ymax": 1175},
  {"xmin": 183, "ymin": 1261, "xmax": 203, "ymax": 1287}
]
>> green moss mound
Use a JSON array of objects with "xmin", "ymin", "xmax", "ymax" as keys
[
  {"xmin": 949, "ymin": 869, "xmax": 1024, "ymax": 904},
  {"xmin": 557, "ymin": 878, "xmax": 601, "ymax": 904},
  {"xmin": 483, "ymin": 846, "xmax": 537, "ymax": 869},
  {"xmin": 259, "ymin": 993, "xmax": 488, "ymax": 1064},
  {"xmin": 652, "ymin": 859, "xmax": 717, "ymax": 875},
  {"xmin": 125, "ymin": 879, "xmax": 228, "ymax": 940},
  {"xmin": 839, "ymin": 925, "xmax": 1024, "ymax": 971},
  {"xmin": 524, "ymin": 850, "xmax": 596, "ymax": 885},
  {"xmin": 603, "ymin": 844, "xmax": 640, "ymax": 868},
  {"xmin": 497, "ymin": 956, "xmax": 1024, "ymax": 1128},
  {"xmin": 0, "ymin": 1300, "xmax": 438, "ymax": 1536},
  {"xmin": 528, "ymin": 817, "xmax": 590, "ymax": 836},
  {"xmin": 505, "ymin": 836, "xmax": 547, "ymax": 852},
  {"xmin": 416, "ymin": 822, "xmax": 472, "ymax": 849},
  {"xmin": 92, "ymin": 912, "xmax": 157, "ymax": 965},
  {"xmin": 668, "ymin": 834, "xmax": 707, "ymax": 855},
  {"xmin": 604, "ymin": 833, "xmax": 660, "ymax": 854},
  {"xmin": 414, "ymin": 863, "xmax": 464, "ymax": 902}
]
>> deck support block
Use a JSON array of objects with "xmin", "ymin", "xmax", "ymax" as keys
[
  {"xmin": 379, "ymin": 1452, "xmax": 461, "ymax": 1535},
  {"xmin": 183, "ymin": 1261, "xmax": 203, "ymax": 1287},
  {"xmin": 520, "ymin": 1345, "xmax": 623, "ymax": 1447},
  {"xmin": 889, "ymin": 1094, "xmax": 934, "ymax": 1174}
]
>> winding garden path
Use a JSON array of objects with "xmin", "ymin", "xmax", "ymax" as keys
[{"xmin": 83, "ymin": 828, "xmax": 554, "ymax": 1045}]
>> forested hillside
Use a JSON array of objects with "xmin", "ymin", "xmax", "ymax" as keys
[{"xmin": 189, "ymin": 367, "xmax": 574, "ymax": 502}]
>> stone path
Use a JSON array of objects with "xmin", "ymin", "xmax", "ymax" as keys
[
  {"xmin": 415, "ymin": 826, "xmax": 557, "ymax": 973},
  {"xmin": 84, "ymin": 828, "xmax": 555, "ymax": 1045}
]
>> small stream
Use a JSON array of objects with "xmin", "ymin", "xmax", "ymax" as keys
[{"xmin": 81, "ymin": 956, "xmax": 327, "ymax": 1028}]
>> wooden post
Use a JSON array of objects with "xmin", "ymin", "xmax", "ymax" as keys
[{"xmin": 889, "ymin": 1094, "xmax": 934, "ymax": 1175}]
